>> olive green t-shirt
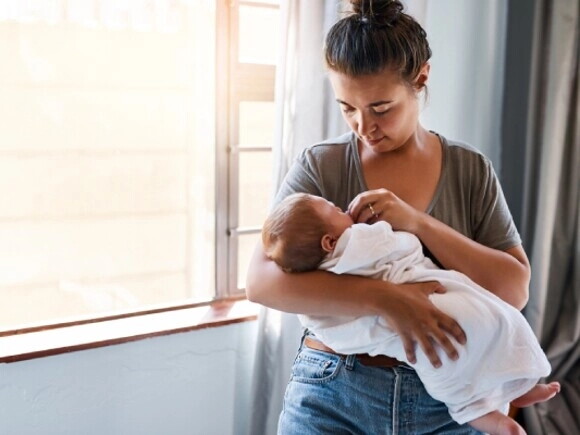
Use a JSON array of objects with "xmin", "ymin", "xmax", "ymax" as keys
[{"xmin": 274, "ymin": 131, "xmax": 521, "ymax": 257}]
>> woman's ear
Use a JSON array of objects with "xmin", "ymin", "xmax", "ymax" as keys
[
  {"xmin": 414, "ymin": 63, "xmax": 430, "ymax": 90},
  {"xmin": 321, "ymin": 234, "xmax": 337, "ymax": 253}
]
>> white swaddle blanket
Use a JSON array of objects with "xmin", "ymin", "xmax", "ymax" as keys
[{"xmin": 299, "ymin": 221, "xmax": 551, "ymax": 424}]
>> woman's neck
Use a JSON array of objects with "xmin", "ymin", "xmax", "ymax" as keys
[{"xmin": 357, "ymin": 124, "xmax": 443, "ymax": 212}]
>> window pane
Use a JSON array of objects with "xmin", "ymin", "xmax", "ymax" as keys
[
  {"xmin": 238, "ymin": 6, "xmax": 280, "ymax": 65},
  {"xmin": 238, "ymin": 151, "xmax": 273, "ymax": 228},
  {"xmin": 239, "ymin": 101, "xmax": 276, "ymax": 147},
  {"xmin": 237, "ymin": 233, "xmax": 261, "ymax": 289},
  {"xmin": 0, "ymin": 1, "xmax": 216, "ymax": 330}
]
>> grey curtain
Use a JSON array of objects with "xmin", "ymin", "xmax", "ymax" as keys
[{"xmin": 502, "ymin": 1, "xmax": 579, "ymax": 434}]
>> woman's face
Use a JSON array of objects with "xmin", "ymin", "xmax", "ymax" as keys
[{"xmin": 328, "ymin": 67, "xmax": 425, "ymax": 154}]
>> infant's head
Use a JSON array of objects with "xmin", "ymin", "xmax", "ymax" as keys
[{"xmin": 262, "ymin": 193, "xmax": 354, "ymax": 272}]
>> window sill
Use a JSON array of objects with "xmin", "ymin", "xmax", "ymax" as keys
[{"xmin": 0, "ymin": 298, "xmax": 259, "ymax": 363}]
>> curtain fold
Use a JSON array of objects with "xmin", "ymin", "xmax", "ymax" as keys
[
  {"xmin": 271, "ymin": 0, "xmax": 345, "ymax": 191},
  {"xmin": 247, "ymin": 2, "xmax": 345, "ymax": 434},
  {"xmin": 520, "ymin": 0, "xmax": 580, "ymax": 434}
]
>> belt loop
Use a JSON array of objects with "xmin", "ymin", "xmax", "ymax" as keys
[
  {"xmin": 299, "ymin": 328, "xmax": 310, "ymax": 350},
  {"xmin": 294, "ymin": 329, "xmax": 309, "ymax": 367},
  {"xmin": 345, "ymin": 354, "xmax": 356, "ymax": 371}
]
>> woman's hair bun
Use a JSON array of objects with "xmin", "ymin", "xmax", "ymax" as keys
[
  {"xmin": 350, "ymin": 0, "xmax": 403, "ymax": 27},
  {"xmin": 326, "ymin": 0, "xmax": 431, "ymax": 79}
]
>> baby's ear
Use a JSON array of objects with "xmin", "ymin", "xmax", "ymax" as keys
[{"xmin": 321, "ymin": 234, "xmax": 336, "ymax": 253}]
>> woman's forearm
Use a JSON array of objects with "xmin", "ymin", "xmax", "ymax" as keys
[
  {"xmin": 245, "ymin": 243, "xmax": 389, "ymax": 317},
  {"xmin": 246, "ymin": 242, "xmax": 468, "ymax": 366},
  {"xmin": 413, "ymin": 214, "xmax": 531, "ymax": 309}
]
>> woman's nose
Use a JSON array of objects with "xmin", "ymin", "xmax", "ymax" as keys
[{"xmin": 356, "ymin": 112, "xmax": 376, "ymax": 137}]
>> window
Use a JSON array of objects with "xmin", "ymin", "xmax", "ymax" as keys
[
  {"xmin": 0, "ymin": 0, "xmax": 279, "ymax": 332},
  {"xmin": 221, "ymin": 1, "xmax": 279, "ymax": 294}
]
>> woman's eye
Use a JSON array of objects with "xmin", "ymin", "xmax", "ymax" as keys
[
  {"xmin": 373, "ymin": 107, "xmax": 391, "ymax": 115},
  {"xmin": 341, "ymin": 106, "xmax": 355, "ymax": 114}
]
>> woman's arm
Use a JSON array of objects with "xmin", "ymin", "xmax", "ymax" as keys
[
  {"xmin": 350, "ymin": 189, "xmax": 530, "ymax": 310},
  {"xmin": 246, "ymin": 243, "xmax": 467, "ymax": 367},
  {"xmin": 413, "ymin": 215, "xmax": 530, "ymax": 309}
]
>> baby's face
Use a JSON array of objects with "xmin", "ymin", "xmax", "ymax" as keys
[{"xmin": 310, "ymin": 196, "xmax": 354, "ymax": 236}]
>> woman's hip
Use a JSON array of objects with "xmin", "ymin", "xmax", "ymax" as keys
[{"xmin": 277, "ymin": 344, "xmax": 482, "ymax": 434}]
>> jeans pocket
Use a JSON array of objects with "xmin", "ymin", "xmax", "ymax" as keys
[{"xmin": 290, "ymin": 348, "xmax": 343, "ymax": 384}]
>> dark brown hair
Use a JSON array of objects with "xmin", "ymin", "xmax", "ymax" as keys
[
  {"xmin": 325, "ymin": 0, "xmax": 431, "ymax": 87},
  {"xmin": 262, "ymin": 193, "xmax": 329, "ymax": 273}
]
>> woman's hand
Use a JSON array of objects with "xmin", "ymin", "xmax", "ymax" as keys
[
  {"xmin": 379, "ymin": 281, "xmax": 467, "ymax": 368},
  {"xmin": 348, "ymin": 188, "xmax": 422, "ymax": 233},
  {"xmin": 247, "ymin": 239, "xmax": 467, "ymax": 368}
]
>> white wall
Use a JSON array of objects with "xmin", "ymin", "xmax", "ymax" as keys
[
  {"xmin": 418, "ymin": 0, "xmax": 507, "ymax": 168},
  {"xmin": 0, "ymin": 321, "xmax": 258, "ymax": 435}
]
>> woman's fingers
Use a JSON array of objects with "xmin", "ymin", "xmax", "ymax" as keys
[
  {"xmin": 358, "ymin": 204, "xmax": 380, "ymax": 223},
  {"xmin": 400, "ymin": 332, "xmax": 417, "ymax": 364},
  {"xmin": 410, "ymin": 321, "xmax": 461, "ymax": 368},
  {"xmin": 348, "ymin": 198, "xmax": 369, "ymax": 222},
  {"xmin": 384, "ymin": 281, "xmax": 467, "ymax": 368},
  {"xmin": 440, "ymin": 316, "xmax": 467, "ymax": 345},
  {"xmin": 419, "ymin": 280, "xmax": 446, "ymax": 295},
  {"xmin": 348, "ymin": 189, "xmax": 386, "ymax": 222},
  {"xmin": 430, "ymin": 327, "xmax": 459, "ymax": 361},
  {"xmin": 416, "ymin": 334, "xmax": 442, "ymax": 368},
  {"xmin": 401, "ymin": 327, "xmax": 445, "ymax": 367},
  {"xmin": 348, "ymin": 188, "xmax": 421, "ymax": 231}
]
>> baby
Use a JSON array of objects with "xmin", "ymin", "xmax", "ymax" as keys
[{"xmin": 262, "ymin": 192, "xmax": 560, "ymax": 435}]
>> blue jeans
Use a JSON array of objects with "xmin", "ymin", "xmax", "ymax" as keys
[{"xmin": 278, "ymin": 337, "xmax": 482, "ymax": 434}]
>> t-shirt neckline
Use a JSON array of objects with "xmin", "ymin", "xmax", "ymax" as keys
[{"xmin": 349, "ymin": 130, "xmax": 448, "ymax": 216}]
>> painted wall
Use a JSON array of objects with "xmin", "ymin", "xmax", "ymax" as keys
[
  {"xmin": 0, "ymin": 321, "xmax": 258, "ymax": 435},
  {"xmin": 418, "ymin": 0, "xmax": 508, "ymax": 168}
]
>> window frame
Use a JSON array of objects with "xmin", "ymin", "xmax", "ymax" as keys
[
  {"xmin": 1, "ymin": 0, "xmax": 278, "ymax": 342},
  {"xmin": 219, "ymin": 0, "xmax": 278, "ymax": 297}
]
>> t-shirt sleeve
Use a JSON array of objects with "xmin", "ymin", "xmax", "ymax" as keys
[
  {"xmin": 272, "ymin": 149, "xmax": 323, "ymax": 208},
  {"xmin": 471, "ymin": 157, "xmax": 522, "ymax": 251}
]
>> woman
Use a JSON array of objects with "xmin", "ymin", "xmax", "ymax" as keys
[{"xmin": 246, "ymin": 0, "xmax": 531, "ymax": 433}]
